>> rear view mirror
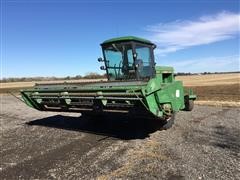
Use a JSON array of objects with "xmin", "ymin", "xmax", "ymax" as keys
[
  {"xmin": 98, "ymin": 57, "xmax": 104, "ymax": 62},
  {"xmin": 100, "ymin": 66, "xmax": 106, "ymax": 70}
]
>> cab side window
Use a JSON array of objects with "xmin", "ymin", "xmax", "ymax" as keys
[{"xmin": 135, "ymin": 46, "xmax": 152, "ymax": 78}]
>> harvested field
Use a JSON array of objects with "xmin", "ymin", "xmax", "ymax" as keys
[
  {"xmin": 0, "ymin": 95, "xmax": 239, "ymax": 179},
  {"xmin": 188, "ymin": 84, "xmax": 240, "ymax": 101},
  {"xmin": 176, "ymin": 73, "xmax": 240, "ymax": 86},
  {"xmin": 178, "ymin": 73, "xmax": 239, "ymax": 106}
]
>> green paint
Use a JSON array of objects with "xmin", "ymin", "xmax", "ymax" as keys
[{"xmin": 102, "ymin": 36, "xmax": 154, "ymax": 45}]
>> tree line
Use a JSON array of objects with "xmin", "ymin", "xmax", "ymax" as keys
[
  {"xmin": 175, "ymin": 71, "xmax": 240, "ymax": 76},
  {"xmin": 0, "ymin": 72, "xmax": 106, "ymax": 83},
  {"xmin": 1, "ymin": 71, "xmax": 239, "ymax": 83}
]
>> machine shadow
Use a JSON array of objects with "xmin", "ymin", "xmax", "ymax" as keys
[{"xmin": 26, "ymin": 114, "xmax": 163, "ymax": 140}]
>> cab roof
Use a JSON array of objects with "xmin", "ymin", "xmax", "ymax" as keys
[{"xmin": 101, "ymin": 36, "xmax": 155, "ymax": 46}]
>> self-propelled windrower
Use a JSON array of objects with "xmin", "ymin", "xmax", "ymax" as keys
[{"xmin": 21, "ymin": 36, "xmax": 196, "ymax": 129}]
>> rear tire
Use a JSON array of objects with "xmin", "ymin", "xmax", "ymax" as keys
[
  {"xmin": 184, "ymin": 96, "xmax": 194, "ymax": 111},
  {"xmin": 161, "ymin": 113, "xmax": 175, "ymax": 130}
]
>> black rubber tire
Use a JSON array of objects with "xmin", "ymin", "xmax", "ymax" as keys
[
  {"xmin": 185, "ymin": 98, "xmax": 194, "ymax": 111},
  {"xmin": 161, "ymin": 113, "xmax": 175, "ymax": 130}
]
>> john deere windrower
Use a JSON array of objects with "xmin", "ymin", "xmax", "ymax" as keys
[{"xmin": 21, "ymin": 36, "xmax": 196, "ymax": 129}]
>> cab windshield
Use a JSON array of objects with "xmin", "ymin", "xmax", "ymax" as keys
[
  {"xmin": 103, "ymin": 42, "xmax": 154, "ymax": 80},
  {"xmin": 103, "ymin": 43, "xmax": 135, "ymax": 80}
]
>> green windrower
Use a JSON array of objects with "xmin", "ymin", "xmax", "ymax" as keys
[{"xmin": 21, "ymin": 36, "xmax": 196, "ymax": 129}]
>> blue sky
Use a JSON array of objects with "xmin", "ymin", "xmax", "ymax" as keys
[{"xmin": 1, "ymin": 0, "xmax": 239, "ymax": 78}]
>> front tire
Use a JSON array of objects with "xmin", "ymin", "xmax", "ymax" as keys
[{"xmin": 161, "ymin": 113, "xmax": 175, "ymax": 130}]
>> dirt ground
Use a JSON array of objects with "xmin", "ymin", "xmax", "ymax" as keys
[{"xmin": 0, "ymin": 95, "xmax": 239, "ymax": 180}]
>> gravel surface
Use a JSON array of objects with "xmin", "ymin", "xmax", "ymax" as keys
[{"xmin": 0, "ymin": 95, "xmax": 239, "ymax": 180}]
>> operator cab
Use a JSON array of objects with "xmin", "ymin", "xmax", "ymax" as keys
[{"xmin": 99, "ymin": 36, "xmax": 156, "ymax": 81}]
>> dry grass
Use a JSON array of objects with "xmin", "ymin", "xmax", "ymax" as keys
[
  {"xmin": 177, "ymin": 73, "xmax": 240, "ymax": 106},
  {"xmin": 195, "ymin": 100, "xmax": 240, "ymax": 107},
  {"xmin": 188, "ymin": 84, "xmax": 240, "ymax": 102}
]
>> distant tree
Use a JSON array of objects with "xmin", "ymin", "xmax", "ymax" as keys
[
  {"xmin": 74, "ymin": 75, "xmax": 82, "ymax": 79},
  {"xmin": 84, "ymin": 72, "xmax": 106, "ymax": 79},
  {"xmin": 65, "ymin": 76, "xmax": 71, "ymax": 80}
]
